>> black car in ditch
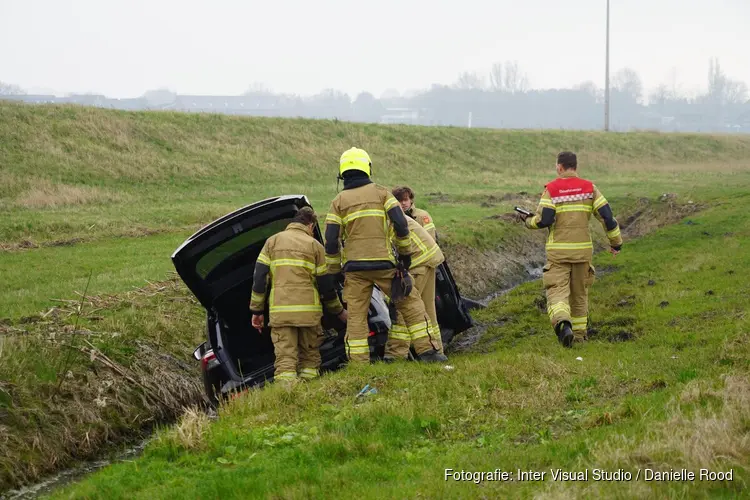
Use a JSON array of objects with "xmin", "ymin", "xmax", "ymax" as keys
[{"xmin": 171, "ymin": 195, "xmax": 473, "ymax": 405}]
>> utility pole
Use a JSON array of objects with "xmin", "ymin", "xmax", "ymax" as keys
[{"xmin": 604, "ymin": 0, "xmax": 611, "ymax": 131}]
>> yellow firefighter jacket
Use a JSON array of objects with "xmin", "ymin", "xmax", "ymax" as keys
[
  {"xmin": 324, "ymin": 178, "xmax": 411, "ymax": 274},
  {"xmin": 525, "ymin": 170, "xmax": 623, "ymax": 263},
  {"xmin": 406, "ymin": 205, "xmax": 437, "ymax": 240},
  {"xmin": 249, "ymin": 223, "xmax": 344, "ymax": 327},
  {"xmin": 390, "ymin": 217, "xmax": 444, "ymax": 274}
]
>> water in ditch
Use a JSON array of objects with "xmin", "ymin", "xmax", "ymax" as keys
[{"xmin": 1, "ymin": 439, "xmax": 151, "ymax": 500}]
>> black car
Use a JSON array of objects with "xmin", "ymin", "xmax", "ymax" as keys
[{"xmin": 171, "ymin": 195, "xmax": 473, "ymax": 405}]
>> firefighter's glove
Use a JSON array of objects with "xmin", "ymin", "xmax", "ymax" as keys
[
  {"xmin": 398, "ymin": 253, "xmax": 412, "ymax": 271},
  {"xmin": 391, "ymin": 270, "xmax": 413, "ymax": 301}
]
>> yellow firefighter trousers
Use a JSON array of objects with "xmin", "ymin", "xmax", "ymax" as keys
[
  {"xmin": 385, "ymin": 267, "xmax": 443, "ymax": 359},
  {"xmin": 543, "ymin": 261, "xmax": 596, "ymax": 341},
  {"xmin": 271, "ymin": 325, "xmax": 324, "ymax": 381},
  {"xmin": 343, "ymin": 269, "xmax": 436, "ymax": 363}
]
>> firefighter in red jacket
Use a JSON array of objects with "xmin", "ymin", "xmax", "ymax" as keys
[{"xmin": 521, "ymin": 151, "xmax": 623, "ymax": 347}]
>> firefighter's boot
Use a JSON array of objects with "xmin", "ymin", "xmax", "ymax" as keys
[
  {"xmin": 555, "ymin": 321, "xmax": 574, "ymax": 348},
  {"xmin": 418, "ymin": 348, "xmax": 448, "ymax": 363}
]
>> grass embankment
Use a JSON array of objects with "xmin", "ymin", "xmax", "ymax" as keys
[
  {"xmin": 53, "ymin": 196, "xmax": 750, "ymax": 499},
  {"xmin": 1, "ymin": 101, "xmax": 750, "ymax": 493},
  {"xmin": 3, "ymin": 102, "xmax": 750, "ymax": 313}
]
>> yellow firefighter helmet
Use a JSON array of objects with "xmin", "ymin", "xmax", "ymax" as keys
[{"xmin": 339, "ymin": 147, "xmax": 372, "ymax": 177}]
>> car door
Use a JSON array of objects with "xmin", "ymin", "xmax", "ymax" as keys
[
  {"xmin": 171, "ymin": 195, "xmax": 322, "ymax": 310},
  {"xmin": 435, "ymin": 261, "xmax": 475, "ymax": 345}
]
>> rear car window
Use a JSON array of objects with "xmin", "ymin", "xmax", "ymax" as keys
[{"xmin": 195, "ymin": 218, "xmax": 292, "ymax": 279}]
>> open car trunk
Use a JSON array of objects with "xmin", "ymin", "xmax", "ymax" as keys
[
  {"xmin": 172, "ymin": 194, "xmax": 474, "ymax": 389},
  {"xmin": 172, "ymin": 195, "xmax": 324, "ymax": 382}
]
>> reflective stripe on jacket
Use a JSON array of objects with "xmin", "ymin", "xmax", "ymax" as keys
[
  {"xmin": 249, "ymin": 223, "xmax": 343, "ymax": 327},
  {"xmin": 525, "ymin": 171, "xmax": 623, "ymax": 263},
  {"xmin": 390, "ymin": 217, "xmax": 445, "ymax": 272},
  {"xmin": 324, "ymin": 181, "xmax": 411, "ymax": 273}
]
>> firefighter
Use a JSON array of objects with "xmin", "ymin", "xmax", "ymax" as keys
[
  {"xmin": 384, "ymin": 212, "xmax": 446, "ymax": 360},
  {"xmin": 520, "ymin": 151, "xmax": 623, "ymax": 347},
  {"xmin": 249, "ymin": 207, "xmax": 348, "ymax": 382},
  {"xmin": 392, "ymin": 186, "xmax": 438, "ymax": 241},
  {"xmin": 324, "ymin": 147, "xmax": 446, "ymax": 364}
]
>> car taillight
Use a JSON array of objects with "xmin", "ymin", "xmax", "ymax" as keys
[{"xmin": 201, "ymin": 349, "xmax": 217, "ymax": 370}]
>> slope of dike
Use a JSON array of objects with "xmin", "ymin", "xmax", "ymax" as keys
[{"xmin": 1, "ymin": 101, "xmax": 750, "ymax": 493}]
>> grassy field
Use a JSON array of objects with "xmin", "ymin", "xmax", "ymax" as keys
[
  {"xmin": 3, "ymin": 101, "xmax": 750, "ymax": 315},
  {"xmin": 50, "ymin": 198, "xmax": 750, "ymax": 499},
  {"xmin": 1, "ymin": 100, "xmax": 750, "ymax": 496}
]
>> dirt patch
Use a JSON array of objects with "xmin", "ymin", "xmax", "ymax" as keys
[
  {"xmin": 646, "ymin": 379, "xmax": 668, "ymax": 391},
  {"xmin": 425, "ymin": 192, "xmax": 452, "ymax": 203},
  {"xmin": 445, "ymin": 231, "xmax": 547, "ymax": 300},
  {"xmin": 48, "ymin": 237, "xmax": 85, "ymax": 247},
  {"xmin": 479, "ymin": 192, "xmax": 536, "ymax": 208},
  {"xmin": 484, "ymin": 213, "xmax": 519, "ymax": 222},
  {"xmin": 587, "ymin": 317, "xmax": 639, "ymax": 343},
  {"xmin": 608, "ymin": 330, "xmax": 637, "ymax": 342},
  {"xmin": 425, "ymin": 191, "xmax": 537, "ymax": 208},
  {"xmin": 445, "ymin": 319, "xmax": 508, "ymax": 354},
  {"xmin": 0, "ymin": 240, "xmax": 39, "ymax": 251},
  {"xmin": 0, "ymin": 226, "xmax": 192, "ymax": 253},
  {"xmin": 619, "ymin": 196, "xmax": 704, "ymax": 240}
]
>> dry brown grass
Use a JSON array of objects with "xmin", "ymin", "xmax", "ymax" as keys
[
  {"xmin": 617, "ymin": 160, "xmax": 750, "ymax": 174},
  {"xmin": 0, "ymin": 333, "xmax": 203, "ymax": 490},
  {"xmin": 14, "ymin": 179, "xmax": 128, "ymax": 209},
  {"xmin": 0, "ymin": 274, "xmax": 204, "ymax": 491},
  {"xmin": 156, "ymin": 407, "xmax": 211, "ymax": 451},
  {"xmin": 663, "ymin": 376, "xmax": 750, "ymax": 469},
  {"xmin": 540, "ymin": 375, "xmax": 750, "ymax": 498}
]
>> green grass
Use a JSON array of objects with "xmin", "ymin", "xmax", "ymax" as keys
[
  {"xmin": 2, "ymin": 100, "xmax": 750, "ymax": 248},
  {"xmin": 3, "ymin": 101, "xmax": 750, "ymax": 318},
  {"xmin": 49, "ymin": 200, "xmax": 750, "ymax": 499},
  {"xmin": 1, "ymin": 101, "xmax": 750, "ymax": 495},
  {"xmin": 0, "ymin": 232, "xmax": 187, "ymax": 318},
  {"xmin": 0, "ymin": 274, "xmax": 206, "ymax": 491}
]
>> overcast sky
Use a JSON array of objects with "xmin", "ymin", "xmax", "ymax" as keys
[{"xmin": 2, "ymin": 0, "xmax": 749, "ymax": 98}]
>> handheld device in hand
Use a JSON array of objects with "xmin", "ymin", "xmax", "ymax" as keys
[{"xmin": 514, "ymin": 206, "xmax": 533, "ymax": 217}]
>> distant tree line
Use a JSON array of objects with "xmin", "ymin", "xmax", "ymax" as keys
[{"xmin": 2, "ymin": 57, "xmax": 749, "ymax": 132}]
